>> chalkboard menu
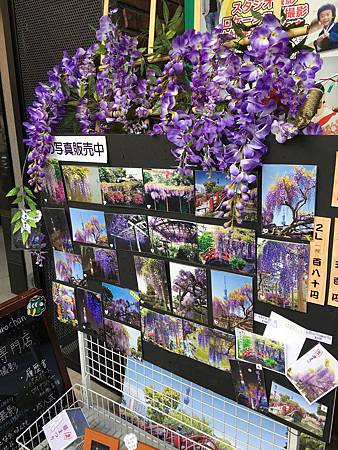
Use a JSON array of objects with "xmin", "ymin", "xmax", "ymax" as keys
[{"xmin": 0, "ymin": 288, "xmax": 71, "ymax": 450}]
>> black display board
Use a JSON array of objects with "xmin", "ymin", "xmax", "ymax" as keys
[
  {"xmin": 0, "ymin": 288, "xmax": 71, "ymax": 450},
  {"xmin": 60, "ymin": 133, "xmax": 338, "ymax": 444}
]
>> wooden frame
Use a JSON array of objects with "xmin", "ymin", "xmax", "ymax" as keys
[
  {"xmin": 83, "ymin": 428, "xmax": 120, "ymax": 450},
  {"xmin": 0, "ymin": 287, "xmax": 71, "ymax": 390}
]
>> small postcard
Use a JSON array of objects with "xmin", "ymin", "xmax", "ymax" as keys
[
  {"xmin": 99, "ymin": 167, "xmax": 144, "ymax": 207},
  {"xmin": 149, "ymin": 216, "xmax": 198, "ymax": 263},
  {"xmin": 70, "ymin": 207, "xmax": 108, "ymax": 247},
  {"xmin": 104, "ymin": 318, "xmax": 142, "ymax": 360},
  {"xmin": 235, "ymin": 329, "xmax": 286, "ymax": 374},
  {"xmin": 287, "ymin": 344, "xmax": 338, "ymax": 404},
  {"xmin": 53, "ymin": 250, "xmax": 86, "ymax": 286},
  {"xmin": 262, "ymin": 164, "xmax": 317, "ymax": 239},
  {"xmin": 62, "ymin": 165, "xmax": 102, "ymax": 204},
  {"xmin": 80, "ymin": 246, "xmax": 119, "ymax": 284},
  {"xmin": 257, "ymin": 238, "xmax": 309, "ymax": 313},
  {"xmin": 230, "ymin": 360, "xmax": 268, "ymax": 413},
  {"xmin": 143, "ymin": 168, "xmax": 194, "ymax": 214},
  {"xmin": 76, "ymin": 288, "xmax": 104, "ymax": 338},
  {"xmin": 197, "ymin": 224, "xmax": 256, "ymax": 274},
  {"xmin": 43, "ymin": 207, "xmax": 73, "ymax": 252},
  {"xmin": 41, "ymin": 158, "xmax": 66, "ymax": 205},
  {"xmin": 52, "ymin": 282, "xmax": 78, "ymax": 327},
  {"xmin": 183, "ymin": 320, "xmax": 235, "ymax": 372},
  {"xmin": 106, "ymin": 213, "xmax": 149, "ymax": 252},
  {"xmin": 269, "ymin": 382, "xmax": 328, "ymax": 437},
  {"xmin": 170, "ymin": 262, "xmax": 208, "ymax": 324},
  {"xmin": 211, "ymin": 269, "xmax": 253, "ymax": 332},
  {"xmin": 134, "ymin": 256, "xmax": 170, "ymax": 311},
  {"xmin": 102, "ymin": 283, "xmax": 140, "ymax": 329}
]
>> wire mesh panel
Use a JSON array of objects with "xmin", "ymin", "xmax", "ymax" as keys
[{"xmin": 82, "ymin": 334, "xmax": 289, "ymax": 450}]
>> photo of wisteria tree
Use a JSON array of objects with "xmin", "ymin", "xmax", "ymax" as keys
[
  {"xmin": 53, "ymin": 249, "xmax": 86, "ymax": 286},
  {"xmin": 41, "ymin": 158, "xmax": 66, "ymax": 205},
  {"xmin": 170, "ymin": 263, "xmax": 208, "ymax": 324},
  {"xmin": 106, "ymin": 213, "xmax": 149, "ymax": 251},
  {"xmin": 102, "ymin": 283, "xmax": 140, "ymax": 328},
  {"xmin": 236, "ymin": 329, "xmax": 286, "ymax": 374},
  {"xmin": 257, "ymin": 238, "xmax": 309, "ymax": 313},
  {"xmin": 43, "ymin": 207, "xmax": 73, "ymax": 252},
  {"xmin": 80, "ymin": 246, "xmax": 119, "ymax": 284},
  {"xmin": 76, "ymin": 288, "xmax": 104, "ymax": 338},
  {"xmin": 269, "ymin": 382, "xmax": 327, "ymax": 437},
  {"xmin": 104, "ymin": 318, "xmax": 142, "ymax": 360},
  {"xmin": 195, "ymin": 170, "xmax": 257, "ymax": 221},
  {"xmin": 183, "ymin": 320, "xmax": 235, "ymax": 372},
  {"xmin": 99, "ymin": 167, "xmax": 144, "ymax": 207},
  {"xmin": 211, "ymin": 270, "xmax": 253, "ymax": 332},
  {"xmin": 11, "ymin": 220, "xmax": 42, "ymax": 251},
  {"xmin": 52, "ymin": 281, "xmax": 78, "ymax": 327},
  {"xmin": 230, "ymin": 360, "xmax": 268, "ymax": 413},
  {"xmin": 70, "ymin": 207, "xmax": 108, "ymax": 246},
  {"xmin": 149, "ymin": 216, "xmax": 198, "ymax": 263},
  {"xmin": 143, "ymin": 169, "xmax": 194, "ymax": 213},
  {"xmin": 197, "ymin": 224, "xmax": 255, "ymax": 274},
  {"xmin": 287, "ymin": 344, "xmax": 338, "ymax": 405},
  {"xmin": 141, "ymin": 308, "xmax": 184, "ymax": 355},
  {"xmin": 134, "ymin": 256, "xmax": 170, "ymax": 311},
  {"xmin": 262, "ymin": 165, "xmax": 317, "ymax": 239},
  {"xmin": 62, "ymin": 165, "xmax": 102, "ymax": 203}
]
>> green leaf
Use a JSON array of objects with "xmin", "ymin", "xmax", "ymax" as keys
[
  {"xmin": 25, "ymin": 197, "xmax": 37, "ymax": 210},
  {"xmin": 12, "ymin": 196, "xmax": 23, "ymax": 205},
  {"xmin": 94, "ymin": 43, "xmax": 106, "ymax": 55},
  {"xmin": 22, "ymin": 230, "xmax": 29, "ymax": 245},
  {"xmin": 250, "ymin": 9, "xmax": 263, "ymax": 21},
  {"xmin": 67, "ymin": 100, "xmax": 79, "ymax": 106},
  {"xmin": 11, "ymin": 210, "xmax": 22, "ymax": 224},
  {"xmin": 232, "ymin": 21, "xmax": 245, "ymax": 39},
  {"xmin": 93, "ymin": 91, "xmax": 100, "ymax": 102},
  {"xmin": 27, "ymin": 220, "xmax": 37, "ymax": 228},
  {"xmin": 12, "ymin": 221, "xmax": 21, "ymax": 235},
  {"xmin": 6, "ymin": 186, "xmax": 20, "ymax": 197},
  {"xmin": 162, "ymin": 0, "xmax": 169, "ymax": 26},
  {"xmin": 23, "ymin": 186, "xmax": 36, "ymax": 198},
  {"xmin": 155, "ymin": 17, "xmax": 164, "ymax": 38},
  {"xmin": 27, "ymin": 210, "xmax": 38, "ymax": 218},
  {"xmin": 168, "ymin": 5, "xmax": 183, "ymax": 29},
  {"xmin": 88, "ymin": 75, "xmax": 96, "ymax": 98},
  {"xmin": 166, "ymin": 29, "xmax": 176, "ymax": 39},
  {"xmin": 79, "ymin": 82, "xmax": 86, "ymax": 98},
  {"xmin": 61, "ymin": 79, "xmax": 71, "ymax": 97}
]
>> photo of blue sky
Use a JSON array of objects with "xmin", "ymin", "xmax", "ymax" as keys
[
  {"xmin": 121, "ymin": 358, "xmax": 288, "ymax": 450},
  {"xmin": 195, "ymin": 170, "xmax": 231, "ymax": 194},
  {"xmin": 69, "ymin": 207, "xmax": 107, "ymax": 245},
  {"xmin": 262, "ymin": 164, "xmax": 316, "ymax": 227},
  {"xmin": 53, "ymin": 249, "xmax": 84, "ymax": 280},
  {"xmin": 211, "ymin": 270, "xmax": 252, "ymax": 298},
  {"xmin": 102, "ymin": 283, "xmax": 139, "ymax": 310}
]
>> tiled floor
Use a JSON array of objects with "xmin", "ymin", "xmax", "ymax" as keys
[{"xmin": 0, "ymin": 226, "xmax": 13, "ymax": 302}]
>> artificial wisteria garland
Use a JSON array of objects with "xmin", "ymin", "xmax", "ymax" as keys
[{"xmin": 8, "ymin": 10, "xmax": 323, "ymax": 251}]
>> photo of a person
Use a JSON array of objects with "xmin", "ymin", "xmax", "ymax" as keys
[
  {"xmin": 309, "ymin": 3, "xmax": 338, "ymax": 52},
  {"xmin": 202, "ymin": 0, "xmax": 222, "ymax": 32}
]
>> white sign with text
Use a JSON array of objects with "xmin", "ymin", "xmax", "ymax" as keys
[{"xmin": 49, "ymin": 135, "xmax": 107, "ymax": 163}]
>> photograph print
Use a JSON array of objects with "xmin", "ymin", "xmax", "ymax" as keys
[
  {"xmin": 197, "ymin": 224, "xmax": 256, "ymax": 274},
  {"xmin": 257, "ymin": 238, "xmax": 309, "ymax": 313},
  {"xmin": 304, "ymin": 1, "xmax": 338, "ymax": 53},
  {"xmin": 134, "ymin": 256, "xmax": 170, "ymax": 311},
  {"xmin": 43, "ymin": 207, "xmax": 73, "ymax": 252},
  {"xmin": 141, "ymin": 307, "xmax": 184, "ymax": 355},
  {"xmin": 80, "ymin": 246, "xmax": 119, "ymax": 284},
  {"xmin": 104, "ymin": 318, "xmax": 142, "ymax": 360},
  {"xmin": 62, "ymin": 165, "xmax": 102, "ymax": 204},
  {"xmin": 70, "ymin": 207, "xmax": 108, "ymax": 246},
  {"xmin": 102, "ymin": 283, "xmax": 140, "ymax": 328},
  {"xmin": 211, "ymin": 270, "xmax": 253, "ymax": 332},
  {"xmin": 53, "ymin": 249, "xmax": 86, "ymax": 286},
  {"xmin": 236, "ymin": 329, "xmax": 286, "ymax": 374},
  {"xmin": 269, "ymin": 382, "xmax": 328, "ymax": 437},
  {"xmin": 195, "ymin": 170, "xmax": 257, "ymax": 221},
  {"xmin": 230, "ymin": 360, "xmax": 268, "ymax": 413},
  {"xmin": 262, "ymin": 164, "xmax": 317, "ymax": 239},
  {"xmin": 76, "ymin": 288, "xmax": 104, "ymax": 338},
  {"xmin": 106, "ymin": 213, "xmax": 149, "ymax": 252},
  {"xmin": 52, "ymin": 281, "xmax": 78, "ymax": 327},
  {"xmin": 99, "ymin": 167, "xmax": 144, "ymax": 207},
  {"xmin": 149, "ymin": 216, "xmax": 198, "ymax": 263},
  {"xmin": 182, "ymin": 320, "xmax": 235, "ymax": 372},
  {"xmin": 40, "ymin": 158, "xmax": 66, "ymax": 205},
  {"xmin": 143, "ymin": 168, "xmax": 194, "ymax": 213},
  {"xmin": 170, "ymin": 262, "xmax": 208, "ymax": 324}
]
